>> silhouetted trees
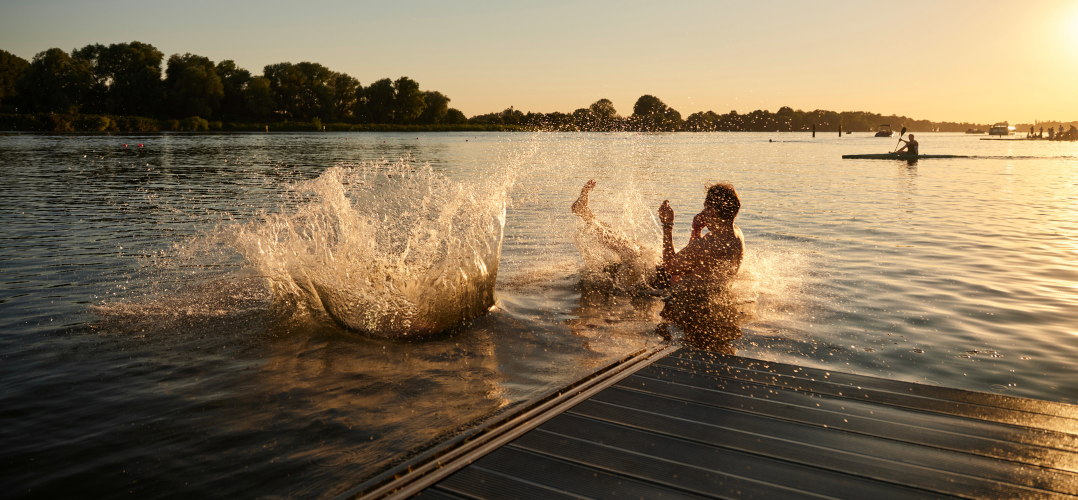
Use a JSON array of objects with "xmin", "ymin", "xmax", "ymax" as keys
[
  {"xmin": 418, "ymin": 91, "xmax": 450, "ymax": 124},
  {"xmin": 166, "ymin": 53, "xmax": 223, "ymax": 118},
  {"xmin": 469, "ymin": 107, "xmax": 524, "ymax": 126},
  {"xmin": 263, "ymin": 62, "xmax": 336, "ymax": 120},
  {"xmin": 243, "ymin": 77, "xmax": 275, "ymax": 120},
  {"xmin": 444, "ymin": 108, "xmax": 467, "ymax": 125},
  {"xmin": 1, "ymin": 41, "xmax": 469, "ymax": 126},
  {"xmin": 392, "ymin": 77, "xmax": 424, "ymax": 124},
  {"xmin": 72, "ymin": 42, "xmax": 165, "ymax": 116},
  {"xmin": 328, "ymin": 72, "xmax": 360, "ymax": 121},
  {"xmin": 357, "ymin": 78, "xmax": 394, "ymax": 123},
  {"xmin": 2, "ymin": 41, "xmax": 994, "ymax": 132},
  {"xmin": 216, "ymin": 60, "xmax": 251, "ymax": 117},
  {"xmin": 630, "ymin": 94, "xmax": 681, "ymax": 131},
  {"xmin": 17, "ymin": 48, "xmax": 94, "ymax": 114},
  {"xmin": 589, "ymin": 98, "xmax": 618, "ymax": 120},
  {"xmin": 495, "ymin": 97, "xmax": 987, "ymax": 133},
  {"xmin": 0, "ymin": 50, "xmax": 30, "ymax": 111}
]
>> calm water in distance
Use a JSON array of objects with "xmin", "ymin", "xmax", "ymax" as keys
[{"xmin": 2, "ymin": 131, "xmax": 1077, "ymax": 498}]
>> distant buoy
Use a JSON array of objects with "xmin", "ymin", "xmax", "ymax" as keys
[
  {"xmin": 123, "ymin": 144, "xmax": 127, "ymax": 147},
  {"xmin": 138, "ymin": 143, "xmax": 143, "ymax": 147}
]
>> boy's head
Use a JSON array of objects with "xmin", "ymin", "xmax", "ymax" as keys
[{"xmin": 704, "ymin": 182, "xmax": 740, "ymax": 222}]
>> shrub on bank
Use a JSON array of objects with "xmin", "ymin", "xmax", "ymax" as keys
[
  {"xmin": 72, "ymin": 115, "xmax": 112, "ymax": 132},
  {"xmin": 179, "ymin": 116, "xmax": 210, "ymax": 131}
]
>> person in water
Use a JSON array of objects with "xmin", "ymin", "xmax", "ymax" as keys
[
  {"xmin": 895, "ymin": 134, "xmax": 919, "ymax": 155},
  {"xmin": 571, "ymin": 179, "xmax": 744, "ymax": 289}
]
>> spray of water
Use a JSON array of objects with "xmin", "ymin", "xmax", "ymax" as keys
[
  {"xmin": 230, "ymin": 158, "xmax": 513, "ymax": 338},
  {"xmin": 571, "ymin": 178, "xmax": 663, "ymax": 291}
]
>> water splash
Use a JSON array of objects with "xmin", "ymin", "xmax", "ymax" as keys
[
  {"xmin": 571, "ymin": 178, "xmax": 662, "ymax": 291},
  {"xmin": 230, "ymin": 158, "xmax": 512, "ymax": 338}
]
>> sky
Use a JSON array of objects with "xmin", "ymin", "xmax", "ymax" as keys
[{"xmin": 2, "ymin": 0, "xmax": 1077, "ymax": 124}]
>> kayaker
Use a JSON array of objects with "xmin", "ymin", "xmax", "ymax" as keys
[{"xmin": 895, "ymin": 134, "xmax": 919, "ymax": 155}]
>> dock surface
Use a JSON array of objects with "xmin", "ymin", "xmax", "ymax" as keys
[{"xmin": 346, "ymin": 346, "xmax": 1078, "ymax": 499}]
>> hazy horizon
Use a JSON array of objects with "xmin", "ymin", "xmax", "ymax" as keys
[{"xmin": 2, "ymin": 0, "xmax": 1076, "ymax": 124}]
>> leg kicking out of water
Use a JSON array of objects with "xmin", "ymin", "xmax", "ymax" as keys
[{"xmin": 571, "ymin": 180, "xmax": 644, "ymax": 265}]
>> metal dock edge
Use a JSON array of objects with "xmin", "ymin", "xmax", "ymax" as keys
[{"xmin": 333, "ymin": 342, "xmax": 680, "ymax": 500}]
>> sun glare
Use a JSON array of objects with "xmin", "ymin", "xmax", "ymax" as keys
[{"xmin": 1070, "ymin": 9, "xmax": 1078, "ymax": 51}]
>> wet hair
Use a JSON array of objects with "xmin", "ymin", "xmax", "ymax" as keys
[{"xmin": 704, "ymin": 182, "xmax": 740, "ymax": 221}]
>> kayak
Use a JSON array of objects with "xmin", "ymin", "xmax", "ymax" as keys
[{"xmin": 842, "ymin": 153, "xmax": 968, "ymax": 159}]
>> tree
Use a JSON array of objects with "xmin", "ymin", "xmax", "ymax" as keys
[
  {"xmin": 243, "ymin": 76, "xmax": 276, "ymax": 119},
  {"xmin": 417, "ymin": 90, "xmax": 450, "ymax": 124},
  {"xmin": 73, "ymin": 41, "xmax": 164, "ymax": 116},
  {"xmin": 69, "ymin": 44, "xmax": 109, "ymax": 113},
  {"xmin": 328, "ymin": 72, "xmax": 359, "ymax": 120},
  {"xmin": 359, "ymin": 78, "xmax": 394, "ymax": 123},
  {"xmin": 393, "ymin": 76, "xmax": 425, "ymax": 124},
  {"xmin": 631, "ymin": 94, "xmax": 680, "ymax": 131},
  {"xmin": 165, "ymin": 53, "xmax": 223, "ymax": 118},
  {"xmin": 293, "ymin": 62, "xmax": 334, "ymax": 120},
  {"xmin": 263, "ymin": 62, "xmax": 335, "ymax": 120},
  {"xmin": 216, "ymin": 60, "xmax": 251, "ymax": 117},
  {"xmin": 572, "ymin": 108, "xmax": 592, "ymax": 129},
  {"xmin": 17, "ymin": 48, "xmax": 94, "ymax": 113},
  {"xmin": 589, "ymin": 98, "xmax": 617, "ymax": 120},
  {"xmin": 632, "ymin": 94, "xmax": 667, "ymax": 117},
  {"xmin": 0, "ymin": 50, "xmax": 30, "ymax": 111},
  {"xmin": 444, "ymin": 108, "xmax": 467, "ymax": 125},
  {"xmin": 262, "ymin": 63, "xmax": 298, "ymax": 118},
  {"xmin": 685, "ymin": 111, "xmax": 720, "ymax": 131}
]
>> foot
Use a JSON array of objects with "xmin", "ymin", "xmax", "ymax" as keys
[{"xmin": 571, "ymin": 179, "xmax": 596, "ymax": 221}]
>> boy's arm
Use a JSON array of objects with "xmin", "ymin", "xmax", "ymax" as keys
[{"xmin": 659, "ymin": 201, "xmax": 675, "ymax": 266}]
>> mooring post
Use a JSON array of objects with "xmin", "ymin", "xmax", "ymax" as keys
[
  {"xmin": 839, "ymin": 124, "xmax": 842, "ymax": 137},
  {"xmin": 812, "ymin": 124, "xmax": 816, "ymax": 138}
]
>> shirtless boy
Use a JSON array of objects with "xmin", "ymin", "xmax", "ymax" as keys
[{"xmin": 571, "ymin": 180, "xmax": 744, "ymax": 289}]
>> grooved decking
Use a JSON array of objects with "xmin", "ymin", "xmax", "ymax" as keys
[{"xmin": 414, "ymin": 347, "xmax": 1078, "ymax": 499}]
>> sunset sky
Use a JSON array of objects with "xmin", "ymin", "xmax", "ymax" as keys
[{"xmin": 2, "ymin": 0, "xmax": 1076, "ymax": 124}]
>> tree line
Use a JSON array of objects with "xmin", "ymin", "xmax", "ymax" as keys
[
  {"xmin": 470, "ymin": 96, "xmax": 989, "ymax": 133},
  {"xmin": 1, "ymin": 42, "xmax": 992, "ymax": 133},
  {"xmin": 0, "ymin": 43, "xmax": 467, "ymax": 126}
]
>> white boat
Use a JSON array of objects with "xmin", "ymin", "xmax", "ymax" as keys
[{"xmin": 988, "ymin": 123, "xmax": 1013, "ymax": 136}]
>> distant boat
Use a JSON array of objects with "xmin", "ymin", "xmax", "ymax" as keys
[
  {"xmin": 988, "ymin": 123, "xmax": 1013, "ymax": 136},
  {"xmin": 845, "ymin": 130, "xmax": 852, "ymax": 135},
  {"xmin": 874, "ymin": 125, "xmax": 894, "ymax": 137},
  {"xmin": 965, "ymin": 128, "xmax": 985, "ymax": 134}
]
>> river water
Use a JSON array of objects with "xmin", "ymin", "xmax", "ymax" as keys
[{"xmin": 2, "ymin": 131, "xmax": 1077, "ymax": 498}]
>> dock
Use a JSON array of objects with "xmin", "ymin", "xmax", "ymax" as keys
[{"xmin": 339, "ymin": 344, "xmax": 1078, "ymax": 499}]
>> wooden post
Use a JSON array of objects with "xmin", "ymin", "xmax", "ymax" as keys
[
  {"xmin": 812, "ymin": 124, "xmax": 816, "ymax": 137},
  {"xmin": 839, "ymin": 124, "xmax": 842, "ymax": 137}
]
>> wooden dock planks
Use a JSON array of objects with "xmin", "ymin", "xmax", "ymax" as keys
[{"xmin": 353, "ymin": 347, "xmax": 1078, "ymax": 499}]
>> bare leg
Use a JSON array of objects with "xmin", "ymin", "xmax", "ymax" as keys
[
  {"xmin": 571, "ymin": 179, "xmax": 597, "ymax": 222},
  {"xmin": 571, "ymin": 180, "xmax": 642, "ymax": 263}
]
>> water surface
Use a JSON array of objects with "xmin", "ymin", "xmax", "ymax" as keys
[{"xmin": 2, "ymin": 131, "xmax": 1077, "ymax": 498}]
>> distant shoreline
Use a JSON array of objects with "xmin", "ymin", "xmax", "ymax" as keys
[
  {"xmin": 0, "ymin": 113, "xmax": 523, "ymax": 133},
  {"xmin": 4, "ymin": 111, "xmax": 1072, "ymax": 135}
]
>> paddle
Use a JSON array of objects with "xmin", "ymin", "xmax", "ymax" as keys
[{"xmin": 892, "ymin": 126, "xmax": 908, "ymax": 153}]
